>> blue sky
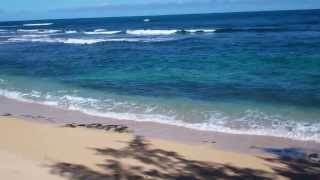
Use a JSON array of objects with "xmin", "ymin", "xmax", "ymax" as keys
[{"xmin": 0, "ymin": 0, "xmax": 319, "ymax": 21}]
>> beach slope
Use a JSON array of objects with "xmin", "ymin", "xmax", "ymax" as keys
[{"xmin": 0, "ymin": 117, "xmax": 319, "ymax": 179}]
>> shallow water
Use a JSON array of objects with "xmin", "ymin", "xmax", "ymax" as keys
[{"xmin": 0, "ymin": 9, "xmax": 320, "ymax": 141}]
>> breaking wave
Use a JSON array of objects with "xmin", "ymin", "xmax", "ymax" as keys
[
  {"xmin": 8, "ymin": 37, "xmax": 107, "ymax": 45},
  {"xmin": 11, "ymin": 27, "xmax": 288, "ymax": 37},
  {"xmin": 23, "ymin": 23, "xmax": 53, "ymax": 27},
  {"xmin": 0, "ymin": 87, "xmax": 319, "ymax": 142},
  {"xmin": 17, "ymin": 29, "xmax": 40, "ymax": 33},
  {"xmin": 126, "ymin": 29, "xmax": 179, "ymax": 36},
  {"xmin": 184, "ymin": 29, "xmax": 217, "ymax": 33},
  {"xmin": 17, "ymin": 29, "xmax": 61, "ymax": 34},
  {"xmin": 84, "ymin": 29, "xmax": 121, "ymax": 35},
  {"xmin": 7, "ymin": 37, "xmax": 178, "ymax": 44},
  {"xmin": 125, "ymin": 29, "xmax": 218, "ymax": 35},
  {"xmin": 21, "ymin": 34, "xmax": 50, "ymax": 38},
  {"xmin": 65, "ymin": 30, "xmax": 77, "ymax": 34}
]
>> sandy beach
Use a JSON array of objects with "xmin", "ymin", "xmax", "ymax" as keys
[
  {"xmin": 1, "ymin": 7, "xmax": 320, "ymax": 180},
  {"xmin": 0, "ymin": 107, "xmax": 320, "ymax": 179},
  {"xmin": 1, "ymin": 5, "xmax": 320, "ymax": 180}
]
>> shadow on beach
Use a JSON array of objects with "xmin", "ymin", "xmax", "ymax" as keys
[{"xmin": 49, "ymin": 136, "xmax": 320, "ymax": 180}]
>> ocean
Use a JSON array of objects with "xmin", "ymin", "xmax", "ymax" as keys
[{"xmin": 0, "ymin": 9, "xmax": 319, "ymax": 141}]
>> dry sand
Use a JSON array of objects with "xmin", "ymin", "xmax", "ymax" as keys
[{"xmin": 1, "ymin": 117, "xmax": 319, "ymax": 179}]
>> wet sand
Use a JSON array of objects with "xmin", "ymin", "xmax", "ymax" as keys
[{"xmin": 0, "ymin": 96, "xmax": 319, "ymax": 156}]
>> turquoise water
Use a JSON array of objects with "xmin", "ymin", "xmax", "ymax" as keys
[{"xmin": 0, "ymin": 9, "xmax": 320, "ymax": 141}]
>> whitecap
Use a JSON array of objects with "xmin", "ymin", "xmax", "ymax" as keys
[
  {"xmin": 17, "ymin": 29, "xmax": 40, "ymax": 33},
  {"xmin": 8, "ymin": 37, "xmax": 106, "ymax": 45},
  {"xmin": 8, "ymin": 37, "xmax": 177, "ymax": 44},
  {"xmin": 61, "ymin": 38, "xmax": 106, "ymax": 44},
  {"xmin": 65, "ymin": 30, "xmax": 77, "ymax": 34},
  {"xmin": 185, "ymin": 29, "xmax": 216, "ymax": 33},
  {"xmin": 84, "ymin": 29, "xmax": 121, "ymax": 35},
  {"xmin": 17, "ymin": 29, "xmax": 61, "ymax": 34},
  {"xmin": 105, "ymin": 37, "xmax": 177, "ymax": 42},
  {"xmin": 0, "ymin": 30, "xmax": 9, "ymax": 34},
  {"xmin": 38, "ymin": 29, "xmax": 61, "ymax": 34},
  {"xmin": 94, "ymin": 29, "xmax": 106, "ymax": 32},
  {"xmin": 23, "ymin": 23, "xmax": 53, "ymax": 27},
  {"xmin": 21, "ymin": 34, "xmax": 49, "ymax": 38},
  {"xmin": 126, "ymin": 29, "xmax": 178, "ymax": 36}
]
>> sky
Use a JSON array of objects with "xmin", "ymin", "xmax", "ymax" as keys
[{"xmin": 0, "ymin": 0, "xmax": 320, "ymax": 21}]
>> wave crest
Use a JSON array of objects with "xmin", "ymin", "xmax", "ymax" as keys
[
  {"xmin": 17, "ymin": 29, "xmax": 61, "ymax": 34},
  {"xmin": 65, "ymin": 30, "xmax": 77, "ymax": 34},
  {"xmin": 84, "ymin": 29, "xmax": 121, "ymax": 35},
  {"xmin": 8, "ymin": 36, "xmax": 178, "ymax": 44},
  {"xmin": 23, "ymin": 23, "xmax": 53, "ymax": 27},
  {"xmin": 126, "ymin": 29, "xmax": 179, "ymax": 36},
  {"xmin": 8, "ymin": 37, "xmax": 106, "ymax": 45},
  {"xmin": 185, "ymin": 29, "xmax": 216, "ymax": 33}
]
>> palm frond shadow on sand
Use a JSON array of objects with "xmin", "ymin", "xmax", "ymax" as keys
[{"xmin": 49, "ymin": 136, "xmax": 320, "ymax": 180}]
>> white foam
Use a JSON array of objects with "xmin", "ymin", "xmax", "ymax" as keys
[
  {"xmin": 0, "ymin": 89, "xmax": 33, "ymax": 103},
  {"xmin": 84, "ymin": 30, "xmax": 121, "ymax": 35},
  {"xmin": 61, "ymin": 38, "xmax": 106, "ymax": 44},
  {"xmin": 39, "ymin": 29, "xmax": 61, "ymax": 34},
  {"xmin": 102, "ymin": 37, "xmax": 176, "ymax": 42},
  {"xmin": 17, "ymin": 29, "xmax": 40, "ymax": 33},
  {"xmin": 0, "ymin": 89, "xmax": 59, "ymax": 106},
  {"xmin": 185, "ymin": 29, "xmax": 216, "ymax": 33},
  {"xmin": 65, "ymin": 30, "xmax": 77, "ymax": 34},
  {"xmin": 17, "ymin": 29, "xmax": 61, "ymax": 34},
  {"xmin": 21, "ymin": 34, "xmax": 49, "ymax": 38},
  {"xmin": 144, "ymin": 19, "xmax": 151, "ymax": 22},
  {"xmin": 8, "ymin": 37, "xmax": 176, "ymax": 44},
  {"xmin": 0, "ymin": 87, "xmax": 319, "ymax": 142},
  {"xmin": 126, "ymin": 29, "xmax": 178, "ymax": 36},
  {"xmin": 52, "ymin": 104, "xmax": 320, "ymax": 142},
  {"xmin": 23, "ymin": 23, "xmax": 53, "ymax": 27},
  {"xmin": 101, "ymin": 38, "xmax": 141, "ymax": 42},
  {"xmin": 8, "ymin": 37, "xmax": 106, "ymax": 45},
  {"xmin": 94, "ymin": 29, "xmax": 106, "ymax": 32}
]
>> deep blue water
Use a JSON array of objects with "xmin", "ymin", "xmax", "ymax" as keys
[{"xmin": 0, "ymin": 9, "xmax": 320, "ymax": 141}]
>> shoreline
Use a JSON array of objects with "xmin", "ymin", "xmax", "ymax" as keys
[
  {"xmin": 1, "ymin": 114, "xmax": 320, "ymax": 179},
  {"xmin": 1, "ymin": 95, "xmax": 319, "ymax": 156}
]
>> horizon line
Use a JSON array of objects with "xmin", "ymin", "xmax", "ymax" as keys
[{"xmin": 1, "ymin": 8, "xmax": 319, "ymax": 23}]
